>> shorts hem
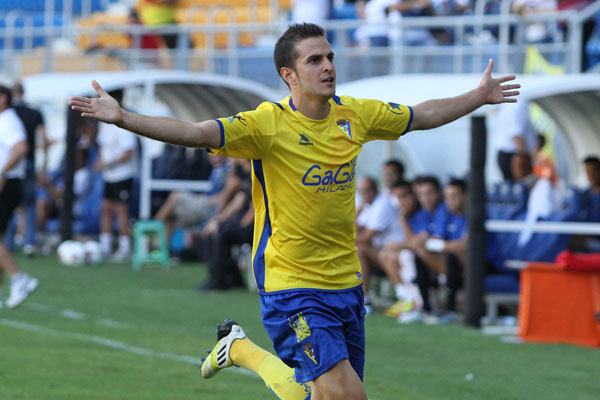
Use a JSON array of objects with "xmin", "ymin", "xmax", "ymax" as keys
[{"xmin": 295, "ymin": 355, "xmax": 347, "ymax": 384}]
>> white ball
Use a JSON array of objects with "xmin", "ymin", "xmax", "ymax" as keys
[
  {"xmin": 83, "ymin": 240, "xmax": 102, "ymax": 264},
  {"xmin": 57, "ymin": 240, "xmax": 86, "ymax": 267}
]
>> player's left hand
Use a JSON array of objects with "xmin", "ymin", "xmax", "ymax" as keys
[{"xmin": 479, "ymin": 59, "xmax": 520, "ymax": 104}]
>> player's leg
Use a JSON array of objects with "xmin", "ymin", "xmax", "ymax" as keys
[
  {"xmin": 310, "ymin": 359, "xmax": 367, "ymax": 400},
  {"xmin": 201, "ymin": 319, "xmax": 311, "ymax": 400},
  {"xmin": 0, "ymin": 179, "xmax": 39, "ymax": 308},
  {"xmin": 264, "ymin": 288, "xmax": 367, "ymax": 399}
]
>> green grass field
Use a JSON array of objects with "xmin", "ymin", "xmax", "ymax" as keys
[{"xmin": 1, "ymin": 255, "xmax": 599, "ymax": 400}]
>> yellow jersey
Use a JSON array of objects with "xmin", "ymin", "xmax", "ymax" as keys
[{"xmin": 210, "ymin": 95, "xmax": 413, "ymax": 293}]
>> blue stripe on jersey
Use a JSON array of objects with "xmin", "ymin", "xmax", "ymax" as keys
[
  {"xmin": 289, "ymin": 97, "xmax": 297, "ymax": 111},
  {"xmin": 213, "ymin": 119, "xmax": 225, "ymax": 147},
  {"xmin": 252, "ymin": 159, "xmax": 272, "ymax": 293},
  {"xmin": 332, "ymin": 95, "xmax": 342, "ymax": 105},
  {"xmin": 271, "ymin": 102, "xmax": 284, "ymax": 110},
  {"xmin": 405, "ymin": 106, "xmax": 414, "ymax": 134}
]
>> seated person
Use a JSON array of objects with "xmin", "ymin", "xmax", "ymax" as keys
[
  {"xmin": 355, "ymin": 174, "xmax": 404, "ymax": 312},
  {"xmin": 511, "ymin": 151, "xmax": 538, "ymax": 192},
  {"xmin": 570, "ymin": 156, "xmax": 600, "ymax": 252},
  {"xmin": 355, "ymin": 176, "xmax": 379, "ymax": 234},
  {"xmin": 154, "ymin": 154, "xmax": 228, "ymax": 243},
  {"xmin": 197, "ymin": 158, "xmax": 253, "ymax": 290},
  {"xmin": 396, "ymin": 175, "xmax": 446, "ymax": 323},
  {"xmin": 377, "ymin": 180, "xmax": 425, "ymax": 317},
  {"xmin": 418, "ymin": 178, "xmax": 468, "ymax": 323}
]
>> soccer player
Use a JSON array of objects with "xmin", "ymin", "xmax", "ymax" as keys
[{"xmin": 69, "ymin": 23, "xmax": 520, "ymax": 400}]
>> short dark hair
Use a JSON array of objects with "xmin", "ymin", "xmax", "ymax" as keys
[
  {"xmin": 0, "ymin": 85, "xmax": 12, "ymax": 107},
  {"xmin": 584, "ymin": 156, "xmax": 600, "ymax": 168},
  {"xmin": 384, "ymin": 159, "xmax": 405, "ymax": 177},
  {"xmin": 274, "ymin": 23, "xmax": 325, "ymax": 83},
  {"xmin": 391, "ymin": 180, "xmax": 413, "ymax": 192},
  {"xmin": 414, "ymin": 175, "xmax": 440, "ymax": 189},
  {"xmin": 447, "ymin": 178, "xmax": 467, "ymax": 193}
]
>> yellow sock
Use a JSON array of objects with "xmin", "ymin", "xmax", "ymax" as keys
[{"xmin": 231, "ymin": 338, "xmax": 311, "ymax": 400}]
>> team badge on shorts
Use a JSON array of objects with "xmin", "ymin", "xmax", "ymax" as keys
[
  {"xmin": 289, "ymin": 312, "xmax": 311, "ymax": 342},
  {"xmin": 303, "ymin": 342, "xmax": 319, "ymax": 365}
]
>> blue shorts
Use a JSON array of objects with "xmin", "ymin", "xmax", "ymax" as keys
[{"xmin": 260, "ymin": 286, "xmax": 366, "ymax": 384}]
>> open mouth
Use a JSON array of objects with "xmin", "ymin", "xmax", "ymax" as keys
[{"xmin": 322, "ymin": 77, "xmax": 335, "ymax": 84}]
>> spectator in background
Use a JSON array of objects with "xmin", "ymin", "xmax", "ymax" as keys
[
  {"xmin": 0, "ymin": 85, "xmax": 39, "ymax": 309},
  {"xmin": 356, "ymin": 172, "xmax": 404, "ymax": 313},
  {"xmin": 356, "ymin": 176, "xmax": 379, "ymax": 229},
  {"xmin": 95, "ymin": 90, "xmax": 138, "ymax": 261},
  {"xmin": 532, "ymin": 133, "xmax": 557, "ymax": 183},
  {"xmin": 127, "ymin": 9, "xmax": 163, "ymax": 66},
  {"xmin": 136, "ymin": 0, "xmax": 178, "ymax": 49},
  {"xmin": 557, "ymin": 0, "xmax": 596, "ymax": 71},
  {"xmin": 381, "ymin": 158, "xmax": 405, "ymax": 195},
  {"xmin": 429, "ymin": 0, "xmax": 470, "ymax": 43},
  {"xmin": 417, "ymin": 178, "xmax": 468, "ymax": 323},
  {"xmin": 386, "ymin": 0, "xmax": 439, "ymax": 46},
  {"xmin": 354, "ymin": 0, "xmax": 397, "ymax": 48},
  {"xmin": 197, "ymin": 158, "xmax": 253, "ymax": 290},
  {"xmin": 511, "ymin": 0, "xmax": 558, "ymax": 44},
  {"xmin": 397, "ymin": 175, "xmax": 445, "ymax": 323},
  {"xmin": 291, "ymin": 0, "xmax": 333, "ymax": 24},
  {"xmin": 6, "ymin": 82, "xmax": 48, "ymax": 257},
  {"xmin": 511, "ymin": 151, "xmax": 538, "ymax": 191},
  {"xmin": 154, "ymin": 154, "xmax": 229, "ymax": 244},
  {"xmin": 377, "ymin": 180, "xmax": 424, "ymax": 318},
  {"xmin": 495, "ymin": 100, "xmax": 536, "ymax": 181},
  {"xmin": 570, "ymin": 156, "xmax": 600, "ymax": 252}
]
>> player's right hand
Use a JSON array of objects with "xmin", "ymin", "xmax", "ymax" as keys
[{"xmin": 68, "ymin": 80, "xmax": 123, "ymax": 125}]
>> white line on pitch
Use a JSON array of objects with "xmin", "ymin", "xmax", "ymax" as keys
[
  {"xmin": 0, "ymin": 318, "xmax": 258, "ymax": 378},
  {"xmin": 26, "ymin": 302, "xmax": 130, "ymax": 328}
]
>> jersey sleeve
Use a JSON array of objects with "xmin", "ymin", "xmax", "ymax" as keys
[
  {"xmin": 209, "ymin": 102, "xmax": 277, "ymax": 159},
  {"xmin": 355, "ymin": 98, "xmax": 413, "ymax": 144}
]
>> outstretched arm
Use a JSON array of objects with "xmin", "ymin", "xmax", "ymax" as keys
[
  {"xmin": 409, "ymin": 59, "xmax": 520, "ymax": 131},
  {"xmin": 69, "ymin": 80, "xmax": 222, "ymax": 149}
]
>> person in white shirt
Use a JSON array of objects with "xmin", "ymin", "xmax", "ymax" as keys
[
  {"xmin": 94, "ymin": 90, "xmax": 138, "ymax": 260},
  {"xmin": 0, "ymin": 85, "xmax": 39, "ymax": 308},
  {"xmin": 495, "ymin": 99, "xmax": 537, "ymax": 181},
  {"xmin": 356, "ymin": 174, "xmax": 405, "ymax": 311}
]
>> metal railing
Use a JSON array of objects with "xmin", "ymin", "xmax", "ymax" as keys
[{"xmin": 1, "ymin": 2, "xmax": 599, "ymax": 86}]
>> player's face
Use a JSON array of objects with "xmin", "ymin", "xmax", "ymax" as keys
[
  {"xmin": 292, "ymin": 36, "xmax": 336, "ymax": 99},
  {"xmin": 443, "ymin": 186, "xmax": 465, "ymax": 215}
]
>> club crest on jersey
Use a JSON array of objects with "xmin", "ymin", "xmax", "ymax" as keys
[
  {"xmin": 337, "ymin": 119, "xmax": 352, "ymax": 139},
  {"xmin": 289, "ymin": 313, "xmax": 311, "ymax": 342},
  {"xmin": 385, "ymin": 102, "xmax": 404, "ymax": 115},
  {"xmin": 299, "ymin": 133, "xmax": 314, "ymax": 146},
  {"xmin": 303, "ymin": 343, "xmax": 319, "ymax": 365}
]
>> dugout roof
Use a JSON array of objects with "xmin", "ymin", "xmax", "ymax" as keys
[{"xmin": 339, "ymin": 73, "xmax": 600, "ymax": 185}]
